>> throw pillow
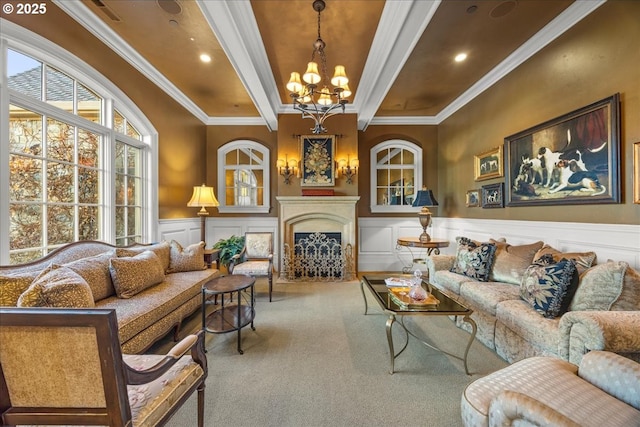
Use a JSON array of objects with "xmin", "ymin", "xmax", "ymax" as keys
[
  {"xmin": 17, "ymin": 264, "xmax": 95, "ymax": 308},
  {"xmin": 489, "ymin": 239, "xmax": 544, "ymax": 285},
  {"xmin": 63, "ymin": 251, "xmax": 115, "ymax": 302},
  {"xmin": 520, "ymin": 255, "xmax": 578, "ymax": 318},
  {"xmin": 109, "ymin": 250, "xmax": 165, "ymax": 299},
  {"xmin": 569, "ymin": 260, "xmax": 627, "ymax": 311},
  {"xmin": 612, "ymin": 264, "xmax": 640, "ymax": 311},
  {"xmin": 114, "ymin": 241, "xmax": 171, "ymax": 272},
  {"xmin": 168, "ymin": 240, "xmax": 206, "ymax": 273},
  {"xmin": 450, "ymin": 237, "xmax": 497, "ymax": 282},
  {"xmin": 533, "ymin": 244, "xmax": 596, "ymax": 275},
  {"xmin": 0, "ymin": 271, "xmax": 40, "ymax": 306}
]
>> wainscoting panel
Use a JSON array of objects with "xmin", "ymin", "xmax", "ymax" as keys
[{"xmin": 358, "ymin": 217, "xmax": 640, "ymax": 272}]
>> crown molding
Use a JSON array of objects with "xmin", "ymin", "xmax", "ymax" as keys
[
  {"xmin": 354, "ymin": 0, "xmax": 441, "ymax": 131},
  {"xmin": 52, "ymin": 0, "xmax": 209, "ymax": 125},
  {"xmin": 196, "ymin": 0, "xmax": 279, "ymax": 131}
]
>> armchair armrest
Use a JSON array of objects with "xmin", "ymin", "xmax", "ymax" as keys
[
  {"xmin": 125, "ymin": 330, "xmax": 207, "ymax": 385},
  {"xmin": 488, "ymin": 390, "xmax": 580, "ymax": 427},
  {"xmin": 558, "ymin": 310, "xmax": 640, "ymax": 365}
]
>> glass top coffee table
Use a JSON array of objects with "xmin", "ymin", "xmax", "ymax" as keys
[{"xmin": 360, "ymin": 274, "xmax": 477, "ymax": 374}]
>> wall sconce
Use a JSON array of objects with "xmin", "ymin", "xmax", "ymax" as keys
[
  {"xmin": 276, "ymin": 155, "xmax": 298, "ymax": 184},
  {"xmin": 337, "ymin": 156, "xmax": 359, "ymax": 184}
]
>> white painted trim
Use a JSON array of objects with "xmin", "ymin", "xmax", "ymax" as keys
[{"xmin": 358, "ymin": 217, "xmax": 640, "ymax": 272}]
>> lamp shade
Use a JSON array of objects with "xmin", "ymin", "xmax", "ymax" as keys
[
  {"xmin": 187, "ymin": 184, "xmax": 219, "ymax": 209},
  {"xmin": 412, "ymin": 189, "xmax": 439, "ymax": 207}
]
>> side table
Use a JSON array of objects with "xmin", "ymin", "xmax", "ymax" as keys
[
  {"xmin": 204, "ymin": 248, "xmax": 220, "ymax": 269},
  {"xmin": 396, "ymin": 237, "xmax": 449, "ymax": 274},
  {"xmin": 202, "ymin": 275, "xmax": 255, "ymax": 354}
]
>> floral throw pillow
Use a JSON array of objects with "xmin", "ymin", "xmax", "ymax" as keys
[
  {"xmin": 450, "ymin": 237, "xmax": 497, "ymax": 282},
  {"xmin": 520, "ymin": 255, "xmax": 579, "ymax": 319}
]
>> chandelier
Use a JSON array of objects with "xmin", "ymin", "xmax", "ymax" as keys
[{"xmin": 286, "ymin": 0, "xmax": 351, "ymax": 134}]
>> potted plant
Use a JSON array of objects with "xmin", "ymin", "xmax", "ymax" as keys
[{"xmin": 212, "ymin": 235, "xmax": 245, "ymax": 271}]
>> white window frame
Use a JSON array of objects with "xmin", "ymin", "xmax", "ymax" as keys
[
  {"xmin": 369, "ymin": 139, "xmax": 423, "ymax": 213},
  {"xmin": 217, "ymin": 140, "xmax": 270, "ymax": 214},
  {"xmin": 1, "ymin": 21, "xmax": 158, "ymax": 263}
]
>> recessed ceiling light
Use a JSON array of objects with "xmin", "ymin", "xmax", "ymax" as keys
[
  {"xmin": 455, "ymin": 53, "xmax": 468, "ymax": 62},
  {"xmin": 200, "ymin": 54, "xmax": 211, "ymax": 63}
]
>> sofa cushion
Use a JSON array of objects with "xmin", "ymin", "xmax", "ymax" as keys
[
  {"xmin": 533, "ymin": 244, "xmax": 596, "ymax": 275},
  {"xmin": 109, "ymin": 251, "xmax": 165, "ymax": 299},
  {"xmin": 613, "ymin": 264, "xmax": 640, "ymax": 311},
  {"xmin": 460, "ymin": 281, "xmax": 521, "ymax": 317},
  {"xmin": 116, "ymin": 242, "xmax": 171, "ymax": 273},
  {"xmin": 450, "ymin": 237, "xmax": 497, "ymax": 282},
  {"xmin": 489, "ymin": 239, "xmax": 543, "ymax": 285},
  {"xmin": 0, "ymin": 271, "xmax": 40, "ymax": 307},
  {"xmin": 520, "ymin": 256, "xmax": 578, "ymax": 318},
  {"xmin": 496, "ymin": 299, "xmax": 560, "ymax": 355},
  {"xmin": 570, "ymin": 260, "xmax": 627, "ymax": 312},
  {"xmin": 168, "ymin": 241, "xmax": 206, "ymax": 273},
  {"xmin": 63, "ymin": 251, "xmax": 115, "ymax": 302},
  {"xmin": 17, "ymin": 264, "xmax": 95, "ymax": 308},
  {"xmin": 96, "ymin": 269, "xmax": 216, "ymax": 344}
]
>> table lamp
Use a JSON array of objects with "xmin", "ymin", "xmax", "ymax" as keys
[
  {"xmin": 187, "ymin": 184, "xmax": 219, "ymax": 244},
  {"xmin": 412, "ymin": 187, "xmax": 439, "ymax": 243}
]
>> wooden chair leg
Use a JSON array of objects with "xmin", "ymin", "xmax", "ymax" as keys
[{"xmin": 198, "ymin": 385, "xmax": 205, "ymax": 427}]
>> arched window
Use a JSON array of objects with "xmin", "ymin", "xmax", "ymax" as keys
[
  {"xmin": 370, "ymin": 140, "xmax": 423, "ymax": 213},
  {"xmin": 1, "ymin": 23, "xmax": 156, "ymax": 264},
  {"xmin": 217, "ymin": 140, "xmax": 270, "ymax": 213}
]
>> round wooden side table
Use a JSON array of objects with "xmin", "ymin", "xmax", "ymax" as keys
[
  {"xmin": 396, "ymin": 237, "xmax": 450, "ymax": 273},
  {"xmin": 202, "ymin": 275, "xmax": 255, "ymax": 354}
]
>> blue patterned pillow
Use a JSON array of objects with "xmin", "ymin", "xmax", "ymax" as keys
[
  {"xmin": 450, "ymin": 237, "xmax": 497, "ymax": 282},
  {"xmin": 520, "ymin": 255, "xmax": 578, "ymax": 318}
]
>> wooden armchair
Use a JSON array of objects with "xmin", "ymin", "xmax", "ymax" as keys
[
  {"xmin": 229, "ymin": 232, "xmax": 274, "ymax": 301},
  {"xmin": 0, "ymin": 307, "xmax": 207, "ymax": 427}
]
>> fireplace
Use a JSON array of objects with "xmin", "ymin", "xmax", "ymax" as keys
[{"xmin": 277, "ymin": 196, "xmax": 359, "ymax": 281}]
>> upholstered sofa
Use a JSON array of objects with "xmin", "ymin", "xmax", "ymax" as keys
[
  {"xmin": 461, "ymin": 350, "xmax": 640, "ymax": 426},
  {"xmin": 0, "ymin": 240, "xmax": 219, "ymax": 354},
  {"xmin": 426, "ymin": 237, "xmax": 640, "ymax": 365}
]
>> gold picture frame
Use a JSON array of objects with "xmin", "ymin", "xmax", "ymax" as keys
[
  {"xmin": 474, "ymin": 146, "xmax": 503, "ymax": 181},
  {"xmin": 634, "ymin": 142, "xmax": 640, "ymax": 204}
]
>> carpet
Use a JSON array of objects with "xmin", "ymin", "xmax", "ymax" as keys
[{"xmin": 153, "ymin": 279, "xmax": 508, "ymax": 427}]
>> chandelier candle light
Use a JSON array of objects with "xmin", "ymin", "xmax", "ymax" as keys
[
  {"xmin": 287, "ymin": 0, "xmax": 350, "ymax": 134},
  {"xmin": 412, "ymin": 187, "xmax": 439, "ymax": 243},
  {"xmin": 187, "ymin": 184, "xmax": 219, "ymax": 244}
]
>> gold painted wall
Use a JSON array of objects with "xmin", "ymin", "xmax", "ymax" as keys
[
  {"xmin": 438, "ymin": 0, "xmax": 640, "ymax": 224},
  {"xmin": 5, "ymin": 1, "xmax": 208, "ymax": 220}
]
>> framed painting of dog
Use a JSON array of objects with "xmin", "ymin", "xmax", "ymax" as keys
[
  {"xmin": 482, "ymin": 183, "xmax": 504, "ymax": 208},
  {"xmin": 505, "ymin": 93, "xmax": 620, "ymax": 207},
  {"xmin": 474, "ymin": 146, "xmax": 503, "ymax": 181}
]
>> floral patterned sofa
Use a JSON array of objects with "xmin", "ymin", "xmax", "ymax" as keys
[
  {"xmin": 0, "ymin": 240, "xmax": 219, "ymax": 353},
  {"xmin": 426, "ymin": 237, "xmax": 640, "ymax": 365}
]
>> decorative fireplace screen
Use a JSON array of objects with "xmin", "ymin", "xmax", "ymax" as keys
[{"xmin": 281, "ymin": 232, "xmax": 354, "ymax": 281}]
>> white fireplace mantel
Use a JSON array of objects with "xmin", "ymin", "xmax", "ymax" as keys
[{"xmin": 276, "ymin": 196, "xmax": 360, "ymax": 253}]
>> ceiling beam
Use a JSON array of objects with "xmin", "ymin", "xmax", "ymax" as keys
[
  {"xmin": 354, "ymin": 0, "xmax": 441, "ymax": 131},
  {"xmin": 196, "ymin": 0, "xmax": 280, "ymax": 132}
]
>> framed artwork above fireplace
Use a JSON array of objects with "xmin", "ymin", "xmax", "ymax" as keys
[{"xmin": 300, "ymin": 135, "xmax": 335, "ymax": 186}]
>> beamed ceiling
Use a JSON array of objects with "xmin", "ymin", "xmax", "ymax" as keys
[{"xmin": 47, "ymin": 0, "xmax": 605, "ymax": 131}]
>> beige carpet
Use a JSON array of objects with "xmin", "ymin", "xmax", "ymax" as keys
[{"xmin": 152, "ymin": 278, "xmax": 508, "ymax": 427}]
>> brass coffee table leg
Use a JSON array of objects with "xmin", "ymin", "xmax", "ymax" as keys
[
  {"xmin": 386, "ymin": 314, "xmax": 409, "ymax": 374},
  {"xmin": 461, "ymin": 314, "xmax": 477, "ymax": 375},
  {"xmin": 360, "ymin": 279, "xmax": 369, "ymax": 315}
]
